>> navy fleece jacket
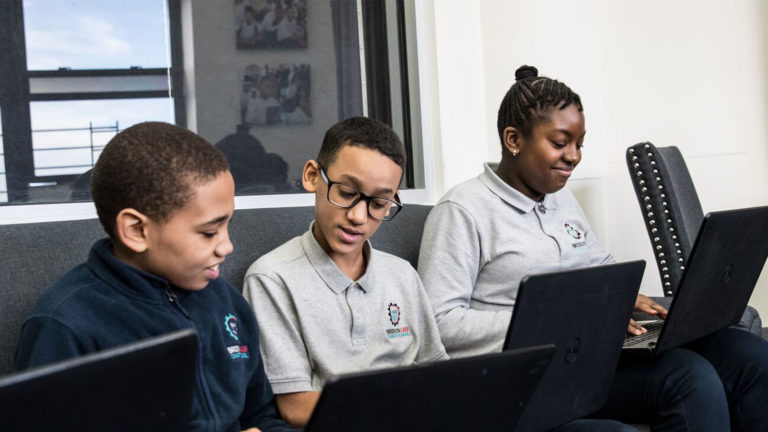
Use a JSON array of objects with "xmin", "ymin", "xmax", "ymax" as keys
[{"xmin": 15, "ymin": 239, "xmax": 294, "ymax": 432}]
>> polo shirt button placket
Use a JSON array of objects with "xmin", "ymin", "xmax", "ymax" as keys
[
  {"xmin": 348, "ymin": 283, "xmax": 367, "ymax": 346},
  {"xmin": 537, "ymin": 203, "xmax": 565, "ymax": 260}
]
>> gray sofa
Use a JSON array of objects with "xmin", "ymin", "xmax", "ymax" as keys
[
  {"xmin": 1, "ymin": 203, "xmax": 763, "ymax": 372},
  {"xmin": 0, "ymin": 205, "xmax": 432, "ymax": 375}
]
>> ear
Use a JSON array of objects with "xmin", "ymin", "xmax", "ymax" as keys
[
  {"xmin": 115, "ymin": 208, "xmax": 150, "ymax": 253},
  {"xmin": 302, "ymin": 160, "xmax": 320, "ymax": 193},
  {"xmin": 502, "ymin": 126, "xmax": 523, "ymax": 155}
]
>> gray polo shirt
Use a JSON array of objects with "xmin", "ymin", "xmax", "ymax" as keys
[
  {"xmin": 418, "ymin": 164, "xmax": 613, "ymax": 358},
  {"xmin": 243, "ymin": 226, "xmax": 448, "ymax": 394}
]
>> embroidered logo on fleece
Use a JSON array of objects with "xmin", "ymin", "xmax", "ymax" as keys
[
  {"xmin": 225, "ymin": 314, "xmax": 239, "ymax": 340},
  {"xmin": 224, "ymin": 314, "xmax": 249, "ymax": 360},
  {"xmin": 386, "ymin": 303, "xmax": 412, "ymax": 339},
  {"xmin": 564, "ymin": 223, "xmax": 586, "ymax": 249}
]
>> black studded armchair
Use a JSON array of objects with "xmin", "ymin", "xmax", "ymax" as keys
[
  {"xmin": 626, "ymin": 142, "xmax": 762, "ymax": 335},
  {"xmin": 627, "ymin": 143, "xmax": 701, "ymax": 297}
]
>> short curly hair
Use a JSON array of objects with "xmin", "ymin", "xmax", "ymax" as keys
[
  {"xmin": 317, "ymin": 116, "xmax": 406, "ymax": 170},
  {"xmin": 92, "ymin": 122, "xmax": 230, "ymax": 238}
]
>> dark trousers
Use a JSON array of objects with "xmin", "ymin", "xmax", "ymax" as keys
[
  {"xmin": 596, "ymin": 328, "xmax": 768, "ymax": 431},
  {"xmin": 555, "ymin": 419, "xmax": 639, "ymax": 432}
]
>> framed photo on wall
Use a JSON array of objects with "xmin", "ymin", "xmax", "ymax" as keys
[
  {"xmin": 235, "ymin": 0, "xmax": 308, "ymax": 49},
  {"xmin": 240, "ymin": 63, "xmax": 311, "ymax": 126}
]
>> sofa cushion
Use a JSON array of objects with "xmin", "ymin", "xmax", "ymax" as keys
[
  {"xmin": 223, "ymin": 206, "xmax": 315, "ymax": 290},
  {"xmin": 0, "ymin": 218, "xmax": 104, "ymax": 375}
]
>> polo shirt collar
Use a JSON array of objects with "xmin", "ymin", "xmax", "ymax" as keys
[
  {"xmin": 301, "ymin": 223, "xmax": 375, "ymax": 295},
  {"xmin": 479, "ymin": 163, "xmax": 558, "ymax": 213}
]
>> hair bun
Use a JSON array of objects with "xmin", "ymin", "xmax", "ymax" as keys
[{"xmin": 515, "ymin": 65, "xmax": 538, "ymax": 81}]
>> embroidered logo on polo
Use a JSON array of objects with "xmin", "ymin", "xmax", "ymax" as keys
[
  {"xmin": 564, "ymin": 223, "xmax": 586, "ymax": 249},
  {"xmin": 224, "ymin": 314, "xmax": 249, "ymax": 360},
  {"xmin": 385, "ymin": 302, "xmax": 412, "ymax": 339}
]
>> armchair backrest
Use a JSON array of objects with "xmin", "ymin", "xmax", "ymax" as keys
[{"xmin": 626, "ymin": 142, "xmax": 704, "ymax": 296}]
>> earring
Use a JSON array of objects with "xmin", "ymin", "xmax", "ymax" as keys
[{"xmin": 512, "ymin": 149, "xmax": 519, "ymax": 156}]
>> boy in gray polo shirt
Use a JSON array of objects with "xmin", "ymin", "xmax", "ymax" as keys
[{"xmin": 243, "ymin": 117, "xmax": 447, "ymax": 429}]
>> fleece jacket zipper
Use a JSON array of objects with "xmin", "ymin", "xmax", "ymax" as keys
[{"xmin": 166, "ymin": 286, "xmax": 220, "ymax": 432}]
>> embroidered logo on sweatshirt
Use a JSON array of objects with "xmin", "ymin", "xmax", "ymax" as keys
[
  {"xmin": 565, "ymin": 223, "xmax": 582, "ymax": 239},
  {"xmin": 564, "ymin": 223, "xmax": 586, "ymax": 249},
  {"xmin": 387, "ymin": 303, "xmax": 401, "ymax": 325},
  {"xmin": 386, "ymin": 302, "xmax": 412, "ymax": 339},
  {"xmin": 224, "ymin": 314, "xmax": 249, "ymax": 360}
]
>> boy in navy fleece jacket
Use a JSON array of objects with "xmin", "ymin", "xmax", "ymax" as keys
[{"xmin": 15, "ymin": 122, "xmax": 294, "ymax": 432}]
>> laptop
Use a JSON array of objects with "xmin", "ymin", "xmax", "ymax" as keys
[
  {"xmin": 504, "ymin": 260, "xmax": 645, "ymax": 432},
  {"xmin": 305, "ymin": 344, "xmax": 556, "ymax": 432},
  {"xmin": 0, "ymin": 329, "xmax": 198, "ymax": 432},
  {"xmin": 623, "ymin": 206, "xmax": 768, "ymax": 355}
]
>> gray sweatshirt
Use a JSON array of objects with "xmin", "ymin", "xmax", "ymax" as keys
[{"xmin": 418, "ymin": 164, "xmax": 613, "ymax": 358}]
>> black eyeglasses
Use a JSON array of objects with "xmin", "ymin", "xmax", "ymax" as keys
[{"xmin": 318, "ymin": 165, "xmax": 403, "ymax": 221}]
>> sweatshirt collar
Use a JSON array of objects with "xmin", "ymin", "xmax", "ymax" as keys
[
  {"xmin": 478, "ymin": 163, "xmax": 558, "ymax": 213},
  {"xmin": 87, "ymin": 238, "xmax": 177, "ymax": 304}
]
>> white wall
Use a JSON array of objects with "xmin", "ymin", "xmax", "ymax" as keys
[
  {"xmin": 428, "ymin": 0, "xmax": 488, "ymax": 191},
  {"xmin": 425, "ymin": 0, "xmax": 768, "ymax": 317}
]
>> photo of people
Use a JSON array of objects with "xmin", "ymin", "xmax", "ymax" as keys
[
  {"xmin": 240, "ymin": 63, "xmax": 311, "ymax": 126},
  {"xmin": 235, "ymin": 0, "xmax": 308, "ymax": 49}
]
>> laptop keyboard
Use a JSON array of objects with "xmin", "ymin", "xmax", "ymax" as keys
[{"xmin": 623, "ymin": 320, "xmax": 664, "ymax": 348}]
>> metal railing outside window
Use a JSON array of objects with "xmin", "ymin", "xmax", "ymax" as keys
[
  {"xmin": 0, "ymin": 122, "xmax": 118, "ymax": 202},
  {"xmin": 31, "ymin": 122, "xmax": 118, "ymax": 177}
]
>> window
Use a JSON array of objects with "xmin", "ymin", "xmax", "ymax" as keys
[
  {"xmin": 29, "ymin": 98, "xmax": 173, "ymax": 178},
  {"xmin": 0, "ymin": 0, "xmax": 423, "ymax": 212},
  {"xmin": 191, "ymin": 0, "xmax": 422, "ymax": 197},
  {"xmin": 0, "ymin": 0, "xmax": 180, "ymax": 204}
]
